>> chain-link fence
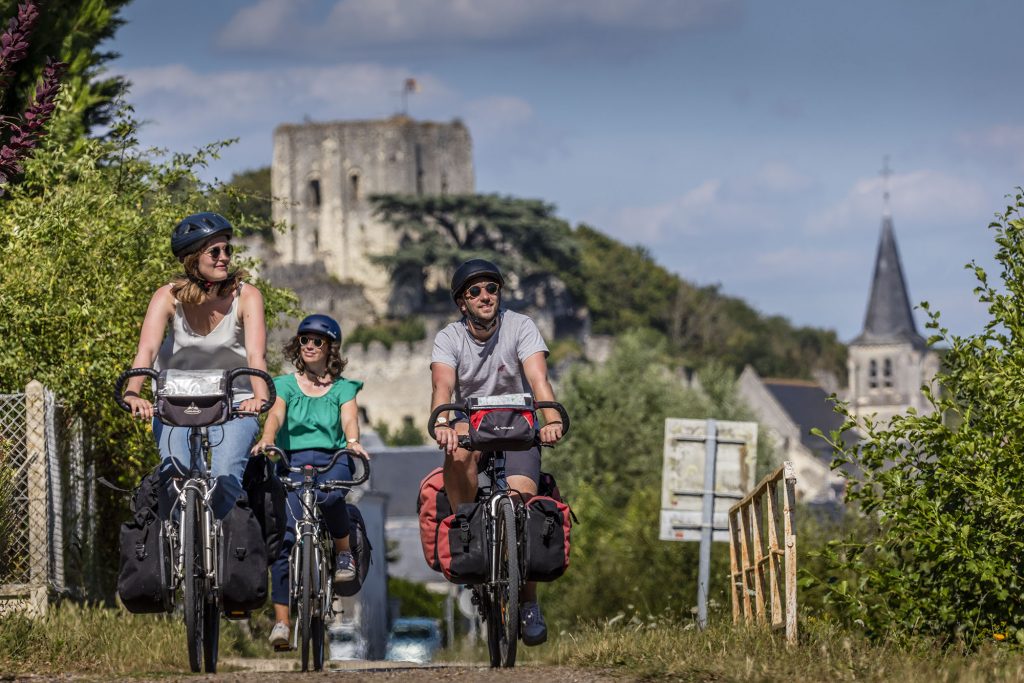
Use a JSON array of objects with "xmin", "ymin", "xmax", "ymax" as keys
[{"xmin": 0, "ymin": 381, "xmax": 96, "ymax": 615}]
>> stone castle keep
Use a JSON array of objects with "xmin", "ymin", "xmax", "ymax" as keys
[{"xmin": 271, "ymin": 116, "xmax": 474, "ymax": 314}]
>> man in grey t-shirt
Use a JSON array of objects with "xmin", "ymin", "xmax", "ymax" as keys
[{"xmin": 430, "ymin": 258, "xmax": 564, "ymax": 646}]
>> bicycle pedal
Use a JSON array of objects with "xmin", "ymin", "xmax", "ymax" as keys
[
  {"xmin": 273, "ymin": 644, "xmax": 293, "ymax": 652},
  {"xmin": 224, "ymin": 610, "xmax": 250, "ymax": 621}
]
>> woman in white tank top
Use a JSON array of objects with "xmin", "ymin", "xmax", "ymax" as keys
[{"xmin": 122, "ymin": 213, "xmax": 270, "ymax": 519}]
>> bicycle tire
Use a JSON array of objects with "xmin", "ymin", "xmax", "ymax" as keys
[
  {"xmin": 493, "ymin": 498, "xmax": 520, "ymax": 668},
  {"xmin": 182, "ymin": 488, "xmax": 204, "ymax": 673},
  {"xmin": 311, "ymin": 541, "xmax": 326, "ymax": 672},
  {"xmin": 300, "ymin": 534, "xmax": 314, "ymax": 672},
  {"xmin": 203, "ymin": 594, "xmax": 220, "ymax": 673}
]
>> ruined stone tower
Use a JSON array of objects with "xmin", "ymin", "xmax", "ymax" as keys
[{"xmin": 271, "ymin": 116, "xmax": 474, "ymax": 314}]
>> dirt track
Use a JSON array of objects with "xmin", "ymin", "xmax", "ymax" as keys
[{"xmin": 8, "ymin": 662, "xmax": 632, "ymax": 682}]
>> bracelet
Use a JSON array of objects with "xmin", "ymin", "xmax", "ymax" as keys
[
  {"xmin": 347, "ymin": 438, "xmax": 360, "ymax": 444},
  {"xmin": 545, "ymin": 420, "xmax": 563, "ymax": 426}
]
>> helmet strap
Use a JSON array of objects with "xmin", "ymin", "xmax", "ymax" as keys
[
  {"xmin": 466, "ymin": 312, "xmax": 498, "ymax": 333},
  {"xmin": 187, "ymin": 273, "xmax": 215, "ymax": 293}
]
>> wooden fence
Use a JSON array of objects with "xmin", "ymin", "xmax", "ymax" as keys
[{"xmin": 727, "ymin": 461, "xmax": 797, "ymax": 644}]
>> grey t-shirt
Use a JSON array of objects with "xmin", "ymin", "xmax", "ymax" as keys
[{"xmin": 431, "ymin": 309, "xmax": 549, "ymax": 402}]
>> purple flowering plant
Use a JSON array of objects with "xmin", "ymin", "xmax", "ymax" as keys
[{"xmin": 0, "ymin": 1, "xmax": 64, "ymax": 193}]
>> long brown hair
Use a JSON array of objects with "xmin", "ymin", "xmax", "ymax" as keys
[
  {"xmin": 169, "ymin": 249, "xmax": 250, "ymax": 305},
  {"xmin": 283, "ymin": 336, "xmax": 348, "ymax": 379}
]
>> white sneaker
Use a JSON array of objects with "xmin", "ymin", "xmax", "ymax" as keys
[
  {"xmin": 269, "ymin": 621, "xmax": 290, "ymax": 649},
  {"xmin": 334, "ymin": 551, "xmax": 357, "ymax": 585}
]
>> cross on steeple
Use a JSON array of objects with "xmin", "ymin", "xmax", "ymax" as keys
[{"xmin": 881, "ymin": 155, "xmax": 892, "ymax": 217}]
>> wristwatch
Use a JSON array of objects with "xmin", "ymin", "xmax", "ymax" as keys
[{"xmin": 434, "ymin": 416, "xmax": 450, "ymax": 429}]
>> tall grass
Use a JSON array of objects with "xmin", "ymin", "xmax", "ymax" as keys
[{"xmin": 0, "ymin": 604, "xmax": 275, "ymax": 675}]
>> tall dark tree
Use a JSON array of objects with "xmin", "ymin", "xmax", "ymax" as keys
[{"xmin": 0, "ymin": 0, "xmax": 130, "ymax": 135}]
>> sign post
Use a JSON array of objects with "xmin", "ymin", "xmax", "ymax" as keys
[{"xmin": 660, "ymin": 418, "xmax": 757, "ymax": 629}]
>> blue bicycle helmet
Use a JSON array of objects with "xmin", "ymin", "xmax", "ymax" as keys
[
  {"xmin": 297, "ymin": 314, "xmax": 342, "ymax": 342},
  {"xmin": 171, "ymin": 212, "xmax": 233, "ymax": 258}
]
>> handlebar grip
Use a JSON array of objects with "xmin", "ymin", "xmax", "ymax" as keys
[
  {"xmin": 427, "ymin": 402, "xmax": 467, "ymax": 439},
  {"xmin": 229, "ymin": 367, "xmax": 276, "ymax": 413},
  {"xmin": 321, "ymin": 450, "xmax": 370, "ymax": 486},
  {"xmin": 113, "ymin": 368, "xmax": 159, "ymax": 413},
  {"xmin": 535, "ymin": 400, "xmax": 570, "ymax": 437},
  {"xmin": 262, "ymin": 445, "xmax": 288, "ymax": 466}
]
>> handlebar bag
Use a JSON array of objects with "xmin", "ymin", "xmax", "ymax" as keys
[
  {"xmin": 335, "ymin": 503, "xmax": 373, "ymax": 597},
  {"xmin": 437, "ymin": 502, "xmax": 489, "ymax": 584},
  {"xmin": 220, "ymin": 493, "xmax": 269, "ymax": 615},
  {"xmin": 469, "ymin": 408, "xmax": 536, "ymax": 451},
  {"xmin": 524, "ymin": 496, "xmax": 572, "ymax": 582},
  {"xmin": 117, "ymin": 468, "xmax": 173, "ymax": 613},
  {"xmin": 416, "ymin": 467, "xmax": 450, "ymax": 572},
  {"xmin": 156, "ymin": 369, "xmax": 231, "ymax": 427}
]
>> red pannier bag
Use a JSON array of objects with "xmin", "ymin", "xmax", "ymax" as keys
[
  {"xmin": 524, "ymin": 495, "xmax": 572, "ymax": 582},
  {"xmin": 416, "ymin": 467, "xmax": 451, "ymax": 572},
  {"xmin": 436, "ymin": 503, "xmax": 489, "ymax": 584}
]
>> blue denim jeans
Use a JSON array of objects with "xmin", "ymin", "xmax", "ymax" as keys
[
  {"xmin": 153, "ymin": 415, "xmax": 260, "ymax": 520},
  {"xmin": 270, "ymin": 449, "xmax": 353, "ymax": 605}
]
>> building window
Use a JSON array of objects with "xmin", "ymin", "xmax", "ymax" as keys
[
  {"xmin": 349, "ymin": 171, "xmax": 361, "ymax": 202},
  {"xmin": 869, "ymin": 359, "xmax": 878, "ymax": 389},
  {"xmin": 307, "ymin": 179, "xmax": 321, "ymax": 209},
  {"xmin": 883, "ymin": 358, "xmax": 893, "ymax": 388}
]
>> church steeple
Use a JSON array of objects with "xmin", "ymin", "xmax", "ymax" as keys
[{"xmin": 852, "ymin": 207, "xmax": 926, "ymax": 349}]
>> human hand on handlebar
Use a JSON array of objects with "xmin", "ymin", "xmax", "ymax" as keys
[
  {"xmin": 124, "ymin": 395, "xmax": 154, "ymax": 421},
  {"xmin": 539, "ymin": 422, "xmax": 563, "ymax": 446},
  {"xmin": 238, "ymin": 397, "xmax": 265, "ymax": 414},
  {"xmin": 250, "ymin": 437, "xmax": 277, "ymax": 457},
  {"xmin": 434, "ymin": 424, "xmax": 461, "ymax": 456},
  {"xmin": 347, "ymin": 440, "xmax": 371, "ymax": 459}
]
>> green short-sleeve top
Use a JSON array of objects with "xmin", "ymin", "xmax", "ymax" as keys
[{"xmin": 273, "ymin": 373, "xmax": 363, "ymax": 452}]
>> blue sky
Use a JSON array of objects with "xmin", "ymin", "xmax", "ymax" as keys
[{"xmin": 109, "ymin": 0, "xmax": 1024, "ymax": 342}]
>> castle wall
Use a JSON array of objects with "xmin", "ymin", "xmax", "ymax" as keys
[{"xmin": 271, "ymin": 117, "xmax": 474, "ymax": 315}]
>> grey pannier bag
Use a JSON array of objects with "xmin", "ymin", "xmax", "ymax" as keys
[{"xmin": 156, "ymin": 369, "xmax": 231, "ymax": 427}]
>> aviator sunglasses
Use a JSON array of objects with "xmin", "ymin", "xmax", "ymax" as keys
[
  {"xmin": 299, "ymin": 336, "xmax": 326, "ymax": 348},
  {"xmin": 203, "ymin": 244, "xmax": 234, "ymax": 259},
  {"xmin": 466, "ymin": 282, "xmax": 500, "ymax": 299}
]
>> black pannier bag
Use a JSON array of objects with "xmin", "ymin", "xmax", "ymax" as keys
[
  {"xmin": 117, "ymin": 467, "xmax": 173, "ymax": 613},
  {"xmin": 524, "ymin": 496, "xmax": 572, "ymax": 582},
  {"xmin": 335, "ymin": 503, "xmax": 373, "ymax": 597},
  {"xmin": 436, "ymin": 502, "xmax": 489, "ymax": 584},
  {"xmin": 242, "ymin": 454, "xmax": 287, "ymax": 565},
  {"xmin": 220, "ymin": 492, "xmax": 269, "ymax": 615},
  {"xmin": 156, "ymin": 369, "xmax": 231, "ymax": 428},
  {"xmin": 467, "ymin": 393, "xmax": 536, "ymax": 452}
]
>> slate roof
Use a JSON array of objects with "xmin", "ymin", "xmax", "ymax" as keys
[
  {"xmin": 852, "ymin": 216, "xmax": 927, "ymax": 349},
  {"xmin": 761, "ymin": 379, "xmax": 857, "ymax": 462}
]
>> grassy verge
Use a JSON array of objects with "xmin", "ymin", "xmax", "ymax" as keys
[
  {"xmin": 537, "ymin": 617, "xmax": 1024, "ymax": 682},
  {"xmin": 0, "ymin": 604, "xmax": 282, "ymax": 675}
]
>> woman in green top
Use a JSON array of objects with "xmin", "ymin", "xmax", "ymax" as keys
[{"xmin": 251, "ymin": 314, "xmax": 369, "ymax": 648}]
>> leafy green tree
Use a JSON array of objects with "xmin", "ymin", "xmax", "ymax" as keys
[
  {"xmin": 816, "ymin": 192, "xmax": 1024, "ymax": 646},
  {"xmin": 0, "ymin": 109, "xmax": 298, "ymax": 585},
  {"xmin": 0, "ymin": 0, "xmax": 130, "ymax": 136},
  {"xmin": 216, "ymin": 166, "xmax": 274, "ymax": 238},
  {"xmin": 371, "ymin": 193, "xmax": 578, "ymax": 301}
]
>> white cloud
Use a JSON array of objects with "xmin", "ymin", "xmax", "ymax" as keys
[
  {"xmin": 957, "ymin": 124, "xmax": 1024, "ymax": 172},
  {"xmin": 806, "ymin": 169, "xmax": 988, "ymax": 236},
  {"xmin": 217, "ymin": 0, "xmax": 740, "ymax": 54}
]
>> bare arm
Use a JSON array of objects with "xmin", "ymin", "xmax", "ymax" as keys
[
  {"xmin": 340, "ymin": 399, "xmax": 368, "ymax": 458},
  {"xmin": 123, "ymin": 286, "xmax": 175, "ymax": 419},
  {"xmin": 251, "ymin": 396, "xmax": 287, "ymax": 454},
  {"xmin": 431, "ymin": 362, "xmax": 460, "ymax": 455},
  {"xmin": 522, "ymin": 352, "xmax": 563, "ymax": 445},
  {"xmin": 238, "ymin": 284, "xmax": 269, "ymax": 408}
]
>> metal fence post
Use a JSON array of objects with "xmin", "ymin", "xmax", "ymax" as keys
[
  {"xmin": 696, "ymin": 419, "xmax": 717, "ymax": 630},
  {"xmin": 25, "ymin": 380, "xmax": 48, "ymax": 616}
]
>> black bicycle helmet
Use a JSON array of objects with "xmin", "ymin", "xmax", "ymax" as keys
[
  {"xmin": 297, "ymin": 314, "xmax": 342, "ymax": 342},
  {"xmin": 171, "ymin": 212, "xmax": 234, "ymax": 258},
  {"xmin": 450, "ymin": 258, "xmax": 505, "ymax": 303}
]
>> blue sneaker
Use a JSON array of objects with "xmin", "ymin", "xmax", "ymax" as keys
[{"xmin": 520, "ymin": 601, "xmax": 547, "ymax": 646}]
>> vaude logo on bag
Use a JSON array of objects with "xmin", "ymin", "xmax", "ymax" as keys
[
  {"xmin": 184, "ymin": 403, "xmax": 202, "ymax": 415},
  {"xmin": 492, "ymin": 426, "xmax": 515, "ymax": 431}
]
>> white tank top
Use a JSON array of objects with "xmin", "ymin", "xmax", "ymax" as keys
[{"xmin": 154, "ymin": 284, "xmax": 253, "ymax": 400}]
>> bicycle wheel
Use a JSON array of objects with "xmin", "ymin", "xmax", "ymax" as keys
[
  {"xmin": 311, "ymin": 540, "xmax": 326, "ymax": 671},
  {"xmin": 299, "ymin": 534, "xmax": 316, "ymax": 672},
  {"xmin": 182, "ymin": 488, "xmax": 204, "ymax": 673},
  {"xmin": 488, "ymin": 498, "xmax": 520, "ymax": 668},
  {"xmin": 202, "ymin": 505, "xmax": 220, "ymax": 675}
]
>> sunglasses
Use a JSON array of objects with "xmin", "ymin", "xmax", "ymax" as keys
[
  {"xmin": 465, "ymin": 282, "xmax": 500, "ymax": 299},
  {"xmin": 203, "ymin": 244, "xmax": 233, "ymax": 260},
  {"xmin": 299, "ymin": 336, "xmax": 326, "ymax": 348}
]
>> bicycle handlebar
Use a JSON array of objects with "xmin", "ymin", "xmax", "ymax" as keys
[
  {"xmin": 426, "ymin": 399, "xmax": 570, "ymax": 444},
  {"xmin": 262, "ymin": 445, "xmax": 370, "ymax": 489},
  {"xmin": 113, "ymin": 367, "xmax": 276, "ymax": 416}
]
